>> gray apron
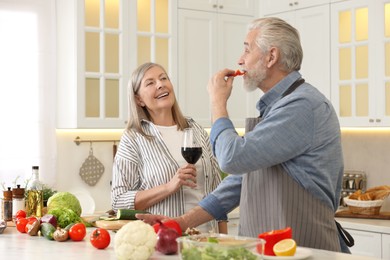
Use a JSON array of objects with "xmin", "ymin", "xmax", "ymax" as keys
[{"xmin": 239, "ymin": 115, "xmax": 341, "ymax": 252}]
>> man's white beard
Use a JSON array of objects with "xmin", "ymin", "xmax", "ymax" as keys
[{"xmin": 243, "ymin": 64, "xmax": 267, "ymax": 92}]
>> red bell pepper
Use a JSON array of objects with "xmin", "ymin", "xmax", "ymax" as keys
[{"xmin": 258, "ymin": 227, "xmax": 293, "ymax": 256}]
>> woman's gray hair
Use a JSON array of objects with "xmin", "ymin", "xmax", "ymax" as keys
[
  {"xmin": 248, "ymin": 17, "xmax": 303, "ymax": 72},
  {"xmin": 126, "ymin": 62, "xmax": 188, "ymax": 137}
]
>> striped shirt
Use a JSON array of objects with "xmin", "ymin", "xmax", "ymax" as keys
[{"xmin": 111, "ymin": 118, "xmax": 224, "ymax": 229}]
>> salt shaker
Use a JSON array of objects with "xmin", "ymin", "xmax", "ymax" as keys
[{"xmin": 12, "ymin": 184, "xmax": 25, "ymax": 220}]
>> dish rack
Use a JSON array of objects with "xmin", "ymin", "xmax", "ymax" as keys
[{"xmin": 339, "ymin": 171, "xmax": 366, "ymax": 207}]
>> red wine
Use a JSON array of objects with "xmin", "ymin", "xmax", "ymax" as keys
[{"xmin": 181, "ymin": 147, "xmax": 202, "ymax": 164}]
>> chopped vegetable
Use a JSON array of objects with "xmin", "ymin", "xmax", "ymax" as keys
[
  {"xmin": 229, "ymin": 69, "xmax": 246, "ymax": 77},
  {"xmin": 181, "ymin": 246, "xmax": 257, "ymax": 260}
]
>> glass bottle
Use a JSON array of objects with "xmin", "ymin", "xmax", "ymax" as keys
[
  {"xmin": 12, "ymin": 184, "xmax": 25, "ymax": 220},
  {"xmin": 26, "ymin": 166, "xmax": 43, "ymax": 217}
]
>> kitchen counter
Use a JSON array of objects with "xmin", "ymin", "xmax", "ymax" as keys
[
  {"xmin": 336, "ymin": 217, "xmax": 390, "ymax": 234},
  {"xmin": 0, "ymin": 225, "xmax": 381, "ymax": 260}
]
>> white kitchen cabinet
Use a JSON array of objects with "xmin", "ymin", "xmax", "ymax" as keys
[
  {"xmin": 383, "ymin": 234, "xmax": 390, "ymax": 259},
  {"xmin": 345, "ymin": 228, "xmax": 382, "ymax": 258},
  {"xmin": 260, "ymin": 0, "xmax": 329, "ymax": 16},
  {"xmin": 178, "ymin": 7, "xmax": 260, "ymax": 128},
  {"xmin": 178, "ymin": 0, "xmax": 255, "ymax": 16},
  {"xmin": 261, "ymin": 5, "xmax": 331, "ymax": 99},
  {"xmin": 56, "ymin": 0, "xmax": 177, "ymax": 128},
  {"xmin": 330, "ymin": 0, "xmax": 390, "ymax": 127}
]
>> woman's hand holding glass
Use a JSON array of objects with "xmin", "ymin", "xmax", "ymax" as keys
[{"xmin": 166, "ymin": 164, "xmax": 197, "ymax": 193}]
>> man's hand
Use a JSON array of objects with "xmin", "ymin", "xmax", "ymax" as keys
[
  {"xmin": 135, "ymin": 213, "xmax": 169, "ymax": 225},
  {"xmin": 207, "ymin": 69, "xmax": 235, "ymax": 123}
]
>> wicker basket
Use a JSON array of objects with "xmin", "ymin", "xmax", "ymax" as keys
[{"xmin": 344, "ymin": 196, "xmax": 384, "ymax": 215}]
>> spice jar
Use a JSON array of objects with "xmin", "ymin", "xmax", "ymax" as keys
[
  {"xmin": 2, "ymin": 187, "xmax": 13, "ymax": 221},
  {"xmin": 12, "ymin": 184, "xmax": 25, "ymax": 220}
]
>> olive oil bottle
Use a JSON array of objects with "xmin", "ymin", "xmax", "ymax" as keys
[{"xmin": 26, "ymin": 166, "xmax": 44, "ymax": 217}]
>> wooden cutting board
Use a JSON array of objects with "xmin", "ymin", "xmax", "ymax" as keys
[
  {"xmin": 93, "ymin": 220, "xmax": 133, "ymax": 230},
  {"xmin": 335, "ymin": 209, "xmax": 390, "ymax": 219}
]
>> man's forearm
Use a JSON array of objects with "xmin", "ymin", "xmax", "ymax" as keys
[{"xmin": 177, "ymin": 206, "xmax": 214, "ymax": 230}]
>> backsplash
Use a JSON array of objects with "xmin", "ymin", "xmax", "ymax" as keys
[{"xmin": 55, "ymin": 128, "xmax": 390, "ymax": 213}]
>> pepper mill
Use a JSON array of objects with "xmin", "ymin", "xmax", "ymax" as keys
[{"xmin": 2, "ymin": 187, "xmax": 13, "ymax": 221}]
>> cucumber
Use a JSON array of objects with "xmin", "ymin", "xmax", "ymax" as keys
[
  {"xmin": 116, "ymin": 209, "xmax": 149, "ymax": 220},
  {"xmin": 41, "ymin": 223, "xmax": 56, "ymax": 240}
]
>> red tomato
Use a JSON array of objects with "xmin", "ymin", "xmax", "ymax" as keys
[
  {"xmin": 153, "ymin": 219, "xmax": 182, "ymax": 235},
  {"xmin": 69, "ymin": 223, "xmax": 87, "ymax": 241},
  {"xmin": 258, "ymin": 227, "xmax": 292, "ymax": 256},
  {"xmin": 90, "ymin": 228, "xmax": 111, "ymax": 249},
  {"xmin": 16, "ymin": 218, "xmax": 29, "ymax": 233},
  {"xmin": 27, "ymin": 216, "xmax": 38, "ymax": 222},
  {"xmin": 15, "ymin": 210, "xmax": 26, "ymax": 220}
]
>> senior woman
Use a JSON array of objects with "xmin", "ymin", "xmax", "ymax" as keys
[{"xmin": 111, "ymin": 62, "xmax": 227, "ymax": 233}]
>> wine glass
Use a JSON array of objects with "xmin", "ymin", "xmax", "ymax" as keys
[{"xmin": 181, "ymin": 128, "xmax": 202, "ymax": 164}]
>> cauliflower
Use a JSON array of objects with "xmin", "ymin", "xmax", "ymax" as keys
[{"xmin": 115, "ymin": 220, "xmax": 157, "ymax": 260}]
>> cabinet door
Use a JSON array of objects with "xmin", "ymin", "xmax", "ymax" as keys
[
  {"xmin": 295, "ymin": 5, "xmax": 331, "ymax": 99},
  {"xmin": 178, "ymin": 0, "xmax": 255, "ymax": 16},
  {"xmin": 178, "ymin": 10, "xmax": 258, "ymax": 127},
  {"xmin": 267, "ymin": 5, "xmax": 331, "ymax": 99},
  {"xmin": 345, "ymin": 228, "xmax": 382, "ymax": 258},
  {"xmin": 57, "ymin": 0, "xmax": 176, "ymax": 128},
  {"xmin": 383, "ymin": 234, "xmax": 390, "ymax": 259},
  {"xmin": 330, "ymin": 0, "xmax": 390, "ymax": 126},
  {"xmin": 260, "ymin": 0, "xmax": 329, "ymax": 16}
]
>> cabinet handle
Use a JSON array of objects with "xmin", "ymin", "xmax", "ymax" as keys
[
  {"xmin": 289, "ymin": 2, "xmax": 294, "ymax": 6},
  {"xmin": 369, "ymin": 119, "xmax": 374, "ymax": 123},
  {"xmin": 212, "ymin": 4, "xmax": 217, "ymax": 8},
  {"xmin": 219, "ymin": 5, "xmax": 223, "ymax": 9},
  {"xmin": 376, "ymin": 119, "xmax": 381, "ymax": 123},
  {"xmin": 294, "ymin": 1, "xmax": 298, "ymax": 5}
]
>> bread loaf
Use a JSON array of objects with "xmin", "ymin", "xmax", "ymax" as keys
[{"xmin": 349, "ymin": 185, "xmax": 390, "ymax": 201}]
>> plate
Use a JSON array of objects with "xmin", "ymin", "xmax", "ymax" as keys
[
  {"xmin": 263, "ymin": 247, "xmax": 312, "ymax": 259},
  {"xmin": 71, "ymin": 191, "xmax": 96, "ymax": 215}
]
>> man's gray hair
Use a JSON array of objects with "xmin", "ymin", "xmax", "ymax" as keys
[{"xmin": 248, "ymin": 17, "xmax": 303, "ymax": 72}]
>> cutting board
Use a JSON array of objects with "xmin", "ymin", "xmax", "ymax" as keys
[
  {"xmin": 94, "ymin": 220, "xmax": 133, "ymax": 230},
  {"xmin": 335, "ymin": 209, "xmax": 390, "ymax": 219}
]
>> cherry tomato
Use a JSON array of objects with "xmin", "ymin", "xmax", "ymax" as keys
[
  {"xmin": 258, "ymin": 227, "xmax": 292, "ymax": 256},
  {"xmin": 15, "ymin": 210, "xmax": 26, "ymax": 220},
  {"xmin": 16, "ymin": 218, "xmax": 29, "ymax": 233},
  {"xmin": 90, "ymin": 228, "xmax": 111, "ymax": 249},
  {"xmin": 153, "ymin": 219, "xmax": 182, "ymax": 235},
  {"xmin": 69, "ymin": 223, "xmax": 87, "ymax": 241}
]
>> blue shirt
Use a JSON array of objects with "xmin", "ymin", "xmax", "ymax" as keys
[{"xmin": 200, "ymin": 71, "xmax": 344, "ymax": 218}]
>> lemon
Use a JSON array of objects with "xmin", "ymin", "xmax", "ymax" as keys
[{"xmin": 273, "ymin": 238, "xmax": 297, "ymax": 256}]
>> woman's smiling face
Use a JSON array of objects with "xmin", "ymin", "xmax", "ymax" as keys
[{"xmin": 136, "ymin": 65, "xmax": 175, "ymax": 115}]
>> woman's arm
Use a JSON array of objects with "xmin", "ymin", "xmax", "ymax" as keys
[{"xmin": 134, "ymin": 164, "xmax": 198, "ymax": 210}]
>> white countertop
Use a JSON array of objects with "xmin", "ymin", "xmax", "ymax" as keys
[
  {"xmin": 336, "ymin": 217, "xmax": 390, "ymax": 234},
  {"xmin": 0, "ymin": 224, "xmax": 381, "ymax": 260}
]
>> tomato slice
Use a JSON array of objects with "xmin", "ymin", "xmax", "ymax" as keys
[{"xmin": 258, "ymin": 227, "xmax": 292, "ymax": 256}]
